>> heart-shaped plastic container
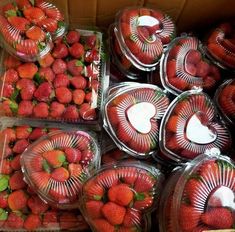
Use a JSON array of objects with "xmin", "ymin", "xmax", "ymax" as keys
[
  {"xmin": 80, "ymin": 161, "xmax": 164, "ymax": 232},
  {"xmin": 103, "ymin": 82, "xmax": 170, "ymax": 159},
  {"xmin": 214, "ymin": 79, "xmax": 235, "ymax": 126},
  {"xmin": 159, "ymin": 89, "xmax": 232, "ymax": 163},
  {"xmin": 205, "ymin": 21, "xmax": 235, "ymax": 70},
  {"xmin": 160, "ymin": 36, "xmax": 221, "ymax": 95},
  {"xmin": 21, "ymin": 129, "xmax": 100, "ymax": 209},
  {"xmin": 114, "ymin": 7, "xmax": 175, "ymax": 71}
]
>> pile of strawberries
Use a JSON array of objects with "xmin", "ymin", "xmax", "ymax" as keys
[
  {"xmin": 0, "ymin": 125, "xmax": 89, "ymax": 231},
  {"xmin": 81, "ymin": 164, "xmax": 161, "ymax": 232},
  {"xmin": 1, "ymin": 29, "xmax": 100, "ymax": 121}
]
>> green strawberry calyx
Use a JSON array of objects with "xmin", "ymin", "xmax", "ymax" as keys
[
  {"xmin": 0, "ymin": 175, "xmax": 9, "ymax": 192},
  {"xmin": 0, "ymin": 208, "xmax": 8, "ymax": 221}
]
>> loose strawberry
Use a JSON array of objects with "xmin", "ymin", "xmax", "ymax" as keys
[
  {"xmin": 49, "ymin": 101, "xmax": 65, "ymax": 118},
  {"xmin": 9, "ymin": 171, "xmax": 27, "ymax": 190},
  {"xmin": 5, "ymin": 212, "xmax": 24, "ymax": 229},
  {"xmin": 16, "ymin": 125, "xmax": 32, "ymax": 139},
  {"xmin": 38, "ymin": 53, "xmax": 55, "ymax": 68},
  {"xmin": 93, "ymin": 219, "xmax": 115, "ymax": 232},
  {"xmin": 51, "ymin": 167, "xmax": 69, "ymax": 182},
  {"xmin": 0, "ymin": 159, "xmax": 13, "ymax": 175},
  {"xmin": 17, "ymin": 63, "xmax": 38, "ymax": 79},
  {"xmin": 18, "ymin": 100, "xmax": 34, "ymax": 116},
  {"xmin": 27, "ymin": 195, "xmax": 49, "ymax": 214},
  {"xmin": 70, "ymin": 76, "xmax": 87, "ymax": 89},
  {"xmin": 12, "ymin": 138, "xmax": 29, "ymax": 153},
  {"xmin": 69, "ymin": 43, "xmax": 85, "ymax": 59},
  {"xmin": 39, "ymin": 67, "xmax": 55, "ymax": 82},
  {"xmin": 34, "ymin": 82, "xmax": 53, "ymax": 102},
  {"xmin": 73, "ymin": 89, "xmax": 85, "ymax": 105},
  {"xmin": 42, "ymin": 150, "xmax": 66, "ymax": 168},
  {"xmin": 62, "ymin": 105, "xmax": 79, "ymax": 120},
  {"xmin": 16, "ymin": 78, "xmax": 36, "ymax": 100},
  {"xmin": 10, "ymin": 155, "xmax": 21, "ymax": 170},
  {"xmin": 1, "ymin": 128, "xmax": 16, "ymax": 143},
  {"xmin": 24, "ymin": 214, "xmax": 41, "ymax": 231},
  {"xmin": 33, "ymin": 102, "xmax": 49, "ymax": 118},
  {"xmin": 65, "ymin": 148, "xmax": 82, "ymax": 163},
  {"xmin": 66, "ymin": 30, "xmax": 80, "ymax": 44},
  {"xmin": 52, "ymin": 43, "xmax": 69, "ymax": 59},
  {"xmin": 29, "ymin": 127, "xmax": 47, "ymax": 140},
  {"xmin": 86, "ymin": 200, "xmax": 104, "ymax": 219},
  {"xmin": 67, "ymin": 59, "xmax": 83, "ymax": 76},
  {"xmin": 52, "ymin": 59, "xmax": 67, "ymax": 74},
  {"xmin": 3, "ymin": 69, "xmax": 19, "ymax": 84},
  {"xmin": 2, "ymin": 83, "xmax": 14, "ymax": 98},
  {"xmin": 53, "ymin": 73, "xmax": 70, "ymax": 88},
  {"xmin": 55, "ymin": 87, "xmax": 72, "ymax": 104},
  {"xmin": 8, "ymin": 190, "xmax": 28, "ymax": 210}
]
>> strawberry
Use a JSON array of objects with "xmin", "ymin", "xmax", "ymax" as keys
[
  {"xmin": 168, "ymin": 45, "xmax": 181, "ymax": 60},
  {"xmin": 179, "ymin": 204, "xmax": 201, "ymax": 231},
  {"xmin": 43, "ymin": 210, "xmax": 59, "ymax": 228},
  {"xmin": 166, "ymin": 60, "xmax": 176, "ymax": 78},
  {"xmin": 26, "ymin": 26, "xmax": 45, "ymax": 41},
  {"xmin": 133, "ymin": 192, "xmax": 153, "ymax": 211},
  {"xmin": 5, "ymin": 212, "xmax": 24, "ymax": 229},
  {"xmin": 107, "ymin": 106, "xmax": 119, "ymax": 127},
  {"xmin": 134, "ymin": 172, "xmax": 155, "ymax": 193},
  {"xmin": 38, "ymin": 53, "xmax": 55, "ymax": 68},
  {"xmin": 79, "ymin": 102, "xmax": 97, "ymax": 120},
  {"xmin": 108, "ymin": 183, "xmax": 133, "ymax": 206},
  {"xmin": 49, "ymin": 101, "xmax": 65, "ymax": 118},
  {"xmin": 31, "ymin": 171, "xmax": 50, "ymax": 189},
  {"xmin": 31, "ymin": 155, "xmax": 44, "ymax": 172},
  {"xmin": 166, "ymin": 115, "xmax": 179, "ymax": 133},
  {"xmin": 117, "ymin": 122, "xmax": 133, "ymax": 144},
  {"xmin": 207, "ymin": 43, "xmax": 226, "ymax": 59},
  {"xmin": 186, "ymin": 50, "xmax": 201, "ymax": 65},
  {"xmin": 70, "ymin": 76, "xmax": 87, "ymax": 89},
  {"xmin": 126, "ymin": 39, "xmax": 141, "ymax": 55},
  {"xmin": 102, "ymin": 202, "xmax": 126, "ymax": 225},
  {"xmin": 93, "ymin": 219, "xmax": 115, "ymax": 232},
  {"xmin": 8, "ymin": 190, "xmax": 28, "ymax": 210},
  {"xmin": 1, "ymin": 128, "xmax": 16, "ymax": 142},
  {"xmin": 27, "ymin": 195, "xmax": 49, "ymax": 214},
  {"xmin": 39, "ymin": 18, "xmax": 58, "ymax": 33},
  {"xmin": 16, "ymin": 0, "xmax": 32, "ymax": 9},
  {"xmin": 224, "ymin": 54, "xmax": 235, "ymax": 67},
  {"xmin": 15, "ymin": 39, "xmax": 38, "ymax": 55},
  {"xmin": 3, "ymin": 69, "xmax": 19, "ymax": 84},
  {"xmin": 185, "ymin": 63, "xmax": 197, "ymax": 76},
  {"xmin": 68, "ymin": 163, "xmax": 82, "ymax": 177},
  {"xmin": 85, "ymin": 48, "xmax": 99, "ymax": 63},
  {"xmin": 67, "ymin": 59, "xmax": 84, "ymax": 76},
  {"xmin": 49, "ymin": 188, "xmax": 67, "ymax": 202},
  {"xmin": 84, "ymin": 179, "xmax": 105, "ymax": 200},
  {"xmin": 123, "ymin": 208, "xmax": 142, "ymax": 227},
  {"xmin": 0, "ymin": 159, "xmax": 13, "ymax": 175},
  {"xmin": 59, "ymin": 212, "xmax": 80, "ymax": 230},
  {"xmin": 168, "ymin": 76, "xmax": 189, "ymax": 91},
  {"xmin": 73, "ymin": 89, "xmax": 85, "ymax": 105},
  {"xmin": 52, "ymin": 59, "xmax": 67, "ymax": 74},
  {"xmin": 17, "ymin": 63, "xmax": 38, "ymax": 79},
  {"xmin": 1, "ymin": 99, "xmax": 18, "ymax": 116},
  {"xmin": 53, "ymin": 74, "xmax": 70, "ymax": 88},
  {"xmin": 34, "ymin": 82, "xmax": 53, "ymax": 102},
  {"xmin": 196, "ymin": 60, "xmax": 210, "ymax": 77},
  {"xmin": 85, "ymin": 92, "xmax": 92, "ymax": 103},
  {"xmin": 12, "ymin": 139, "xmax": 29, "ymax": 153},
  {"xmin": 0, "ymin": 191, "xmax": 8, "ymax": 208},
  {"xmin": 51, "ymin": 167, "xmax": 69, "ymax": 182},
  {"xmin": 86, "ymin": 200, "xmax": 104, "ymax": 219},
  {"xmin": 17, "ymin": 78, "xmax": 36, "ymax": 100},
  {"xmin": 62, "ymin": 105, "xmax": 79, "ymax": 120},
  {"xmin": 199, "ymin": 160, "xmax": 219, "ymax": 180},
  {"xmin": 4, "ymin": 56, "xmax": 21, "ymax": 69},
  {"xmin": 24, "ymin": 214, "xmax": 41, "ymax": 231},
  {"xmin": 23, "ymin": 7, "xmax": 45, "ymax": 24},
  {"xmin": 203, "ymin": 75, "xmax": 216, "ymax": 89},
  {"xmin": 18, "ymin": 100, "xmax": 34, "ymax": 116},
  {"xmin": 65, "ymin": 148, "xmax": 82, "ymax": 163},
  {"xmin": 69, "ymin": 43, "xmax": 85, "ymax": 59},
  {"xmin": 10, "ymin": 155, "xmax": 21, "ymax": 170},
  {"xmin": 201, "ymin": 207, "xmax": 233, "ymax": 229},
  {"xmin": 66, "ymin": 30, "xmax": 80, "ymax": 44},
  {"xmin": 55, "ymin": 87, "xmax": 72, "ymax": 104},
  {"xmin": 16, "ymin": 125, "xmax": 32, "ymax": 139},
  {"xmin": 85, "ymin": 34, "xmax": 97, "ymax": 49},
  {"xmin": 52, "ymin": 43, "xmax": 69, "ymax": 59},
  {"xmin": 42, "ymin": 150, "xmax": 65, "ymax": 168},
  {"xmin": 39, "ymin": 67, "xmax": 55, "ymax": 82},
  {"xmin": 117, "ymin": 167, "xmax": 137, "ymax": 185},
  {"xmin": 29, "ymin": 127, "xmax": 47, "ymax": 140},
  {"xmin": 33, "ymin": 102, "xmax": 49, "ymax": 118},
  {"xmin": 43, "ymin": 7, "xmax": 63, "ymax": 21},
  {"xmin": 2, "ymin": 83, "xmax": 14, "ymax": 98},
  {"xmin": 9, "ymin": 171, "xmax": 26, "ymax": 190},
  {"xmin": 96, "ymin": 170, "xmax": 119, "ymax": 189},
  {"xmin": 121, "ymin": 22, "xmax": 132, "ymax": 38},
  {"xmin": 7, "ymin": 16, "xmax": 30, "ymax": 32}
]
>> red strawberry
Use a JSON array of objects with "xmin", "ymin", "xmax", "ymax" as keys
[
  {"xmin": 121, "ymin": 22, "xmax": 132, "ymax": 38},
  {"xmin": 59, "ymin": 212, "xmax": 80, "ymax": 230},
  {"xmin": 17, "ymin": 78, "xmax": 36, "ymax": 100},
  {"xmin": 73, "ymin": 89, "xmax": 85, "ymax": 105},
  {"xmin": 134, "ymin": 172, "xmax": 155, "ymax": 193},
  {"xmin": 7, "ymin": 16, "xmax": 30, "ymax": 32},
  {"xmin": 117, "ymin": 167, "xmax": 137, "ymax": 185},
  {"xmin": 12, "ymin": 139, "xmax": 29, "ymax": 153},
  {"xmin": 117, "ymin": 122, "xmax": 132, "ymax": 143},
  {"xmin": 85, "ymin": 92, "xmax": 92, "ymax": 103},
  {"xmin": 29, "ymin": 127, "xmax": 47, "ymax": 140},
  {"xmin": 16, "ymin": 0, "xmax": 32, "ymax": 9},
  {"xmin": 0, "ymin": 191, "xmax": 8, "ymax": 208},
  {"xmin": 199, "ymin": 160, "xmax": 219, "ymax": 180},
  {"xmin": 55, "ymin": 87, "xmax": 72, "ymax": 104},
  {"xmin": 43, "ymin": 7, "xmax": 63, "ymax": 21},
  {"xmin": 96, "ymin": 170, "xmax": 119, "ymax": 189},
  {"xmin": 39, "ymin": 18, "xmax": 58, "ymax": 33},
  {"xmin": 17, "ymin": 63, "xmax": 38, "ymax": 79},
  {"xmin": 43, "ymin": 210, "xmax": 59, "ymax": 228},
  {"xmin": 70, "ymin": 76, "xmax": 87, "ymax": 89},
  {"xmin": 34, "ymin": 82, "xmax": 53, "ymax": 102},
  {"xmin": 185, "ymin": 63, "xmax": 197, "ymax": 76},
  {"xmin": 10, "ymin": 155, "xmax": 21, "ymax": 170},
  {"xmin": 2, "ymin": 83, "xmax": 14, "ymax": 98},
  {"xmin": 166, "ymin": 115, "xmax": 179, "ymax": 133},
  {"xmin": 67, "ymin": 59, "xmax": 83, "ymax": 76},
  {"xmin": 79, "ymin": 102, "xmax": 97, "ymax": 120},
  {"xmin": 31, "ymin": 155, "xmax": 44, "ymax": 172},
  {"xmin": 85, "ymin": 48, "xmax": 99, "ymax": 63},
  {"xmin": 53, "ymin": 73, "xmax": 70, "ymax": 88},
  {"xmin": 51, "ymin": 167, "xmax": 69, "ymax": 182},
  {"xmin": 5, "ymin": 212, "xmax": 24, "ymax": 229},
  {"xmin": 9, "ymin": 171, "xmax": 26, "ymax": 190},
  {"xmin": 168, "ymin": 76, "xmax": 188, "ymax": 91},
  {"xmin": 15, "ymin": 39, "xmax": 38, "ymax": 55},
  {"xmin": 93, "ymin": 219, "xmax": 115, "ymax": 232},
  {"xmin": 52, "ymin": 59, "xmax": 67, "ymax": 74},
  {"xmin": 86, "ymin": 200, "xmax": 104, "ymax": 219},
  {"xmin": 31, "ymin": 171, "xmax": 50, "ymax": 189},
  {"xmin": 4, "ymin": 56, "xmax": 21, "ymax": 69},
  {"xmin": 133, "ymin": 192, "xmax": 153, "ymax": 211},
  {"xmin": 27, "ymin": 195, "xmax": 49, "ymax": 214},
  {"xmin": 3, "ymin": 69, "xmax": 19, "ymax": 84},
  {"xmin": 107, "ymin": 106, "xmax": 119, "ymax": 127},
  {"xmin": 196, "ymin": 60, "xmax": 210, "ymax": 77},
  {"xmin": 1, "ymin": 159, "xmax": 13, "ymax": 174},
  {"xmin": 66, "ymin": 30, "xmax": 80, "ymax": 44},
  {"xmin": 186, "ymin": 50, "xmax": 201, "ymax": 65},
  {"xmin": 49, "ymin": 101, "xmax": 65, "ymax": 118},
  {"xmin": 179, "ymin": 204, "xmax": 201, "ymax": 231},
  {"xmin": 69, "ymin": 43, "xmax": 85, "ymax": 59},
  {"xmin": 23, "ymin": 7, "xmax": 45, "ymax": 24},
  {"xmin": 26, "ymin": 26, "xmax": 45, "ymax": 41},
  {"xmin": 1, "ymin": 128, "xmax": 16, "ymax": 142},
  {"xmin": 18, "ymin": 100, "xmax": 34, "ymax": 116},
  {"xmin": 65, "ymin": 148, "xmax": 82, "ymax": 163},
  {"xmin": 52, "ymin": 43, "xmax": 69, "ymax": 59},
  {"xmin": 166, "ymin": 60, "xmax": 176, "ymax": 78},
  {"xmin": 62, "ymin": 105, "xmax": 79, "ymax": 120},
  {"xmin": 39, "ymin": 67, "xmax": 55, "ymax": 82},
  {"xmin": 201, "ymin": 207, "xmax": 233, "ymax": 229},
  {"xmin": 123, "ymin": 208, "xmax": 142, "ymax": 227},
  {"xmin": 84, "ymin": 179, "xmax": 105, "ymax": 200},
  {"xmin": 16, "ymin": 125, "xmax": 32, "ymax": 139},
  {"xmin": 8, "ymin": 190, "xmax": 28, "ymax": 210},
  {"xmin": 33, "ymin": 102, "xmax": 49, "ymax": 118},
  {"xmin": 24, "ymin": 214, "xmax": 41, "ymax": 231},
  {"xmin": 38, "ymin": 53, "xmax": 55, "ymax": 68},
  {"xmin": 85, "ymin": 34, "xmax": 97, "ymax": 49},
  {"xmin": 68, "ymin": 163, "xmax": 82, "ymax": 177},
  {"xmin": 207, "ymin": 43, "xmax": 226, "ymax": 59},
  {"xmin": 108, "ymin": 183, "xmax": 133, "ymax": 206},
  {"xmin": 42, "ymin": 150, "xmax": 65, "ymax": 168}
]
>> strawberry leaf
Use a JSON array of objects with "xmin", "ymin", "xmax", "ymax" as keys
[
  {"xmin": 75, "ymin": 60, "xmax": 84, "ymax": 67},
  {"xmin": 10, "ymin": 88, "xmax": 20, "ymax": 101},
  {"xmin": 135, "ymin": 192, "xmax": 145, "ymax": 201},
  {"xmin": 34, "ymin": 73, "xmax": 43, "ymax": 85},
  {"xmin": 62, "ymin": 36, "xmax": 70, "ymax": 47},
  {"xmin": 0, "ymin": 175, "xmax": 9, "ymax": 191},
  {"xmin": 5, "ymin": 10, "xmax": 17, "ymax": 17},
  {"xmin": 43, "ymin": 160, "xmax": 51, "ymax": 173},
  {"xmin": 58, "ymin": 21, "xmax": 65, "ymax": 28},
  {"xmin": 9, "ymin": 101, "xmax": 18, "ymax": 115},
  {"xmin": 93, "ymin": 195, "xmax": 102, "ymax": 201},
  {"xmin": 0, "ymin": 209, "xmax": 7, "ymax": 221},
  {"xmin": 16, "ymin": 10, "xmax": 23, "ymax": 17},
  {"xmin": 38, "ymin": 42, "xmax": 46, "ymax": 52},
  {"xmin": 29, "ymin": 0, "xmax": 35, "ymax": 6}
]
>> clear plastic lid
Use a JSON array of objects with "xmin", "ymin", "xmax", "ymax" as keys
[
  {"xmin": 80, "ymin": 161, "xmax": 163, "ymax": 232},
  {"xmin": 214, "ymin": 79, "xmax": 235, "ymax": 126},
  {"xmin": 172, "ymin": 152, "xmax": 235, "ymax": 231},
  {"xmin": 205, "ymin": 22, "xmax": 235, "ymax": 70},
  {"xmin": 21, "ymin": 129, "xmax": 100, "ymax": 209},
  {"xmin": 115, "ymin": 7, "xmax": 175, "ymax": 71},
  {"xmin": 103, "ymin": 83, "xmax": 170, "ymax": 158},
  {"xmin": 159, "ymin": 89, "xmax": 232, "ymax": 162},
  {"xmin": 160, "ymin": 36, "xmax": 221, "ymax": 95}
]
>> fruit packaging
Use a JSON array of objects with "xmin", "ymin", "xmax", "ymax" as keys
[
  {"xmin": 205, "ymin": 21, "xmax": 235, "ymax": 70},
  {"xmin": 159, "ymin": 89, "xmax": 232, "ymax": 162},
  {"xmin": 80, "ymin": 161, "xmax": 164, "ymax": 232},
  {"xmin": 160, "ymin": 36, "xmax": 221, "ymax": 95},
  {"xmin": 103, "ymin": 82, "xmax": 170, "ymax": 159},
  {"xmin": 0, "ymin": 118, "xmax": 90, "ymax": 231},
  {"xmin": 0, "ymin": 29, "xmax": 107, "ymax": 130},
  {"xmin": 21, "ymin": 128, "xmax": 100, "ymax": 209},
  {"xmin": 113, "ymin": 7, "xmax": 175, "ymax": 72},
  {"xmin": 0, "ymin": 0, "xmax": 68, "ymax": 62}
]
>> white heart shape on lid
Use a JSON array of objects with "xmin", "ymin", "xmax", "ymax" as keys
[
  {"xmin": 127, "ymin": 102, "xmax": 156, "ymax": 134},
  {"xmin": 186, "ymin": 114, "xmax": 217, "ymax": 144}
]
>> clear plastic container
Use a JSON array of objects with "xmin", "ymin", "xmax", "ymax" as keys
[
  {"xmin": 160, "ymin": 36, "xmax": 221, "ymax": 95},
  {"xmin": 21, "ymin": 129, "xmax": 100, "ymax": 209},
  {"xmin": 103, "ymin": 82, "xmax": 170, "ymax": 159},
  {"xmin": 159, "ymin": 89, "xmax": 232, "ymax": 162},
  {"xmin": 205, "ymin": 21, "xmax": 235, "ymax": 70},
  {"xmin": 80, "ymin": 161, "xmax": 164, "ymax": 232},
  {"xmin": 114, "ymin": 7, "xmax": 175, "ymax": 71},
  {"xmin": 214, "ymin": 79, "xmax": 235, "ymax": 126}
]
